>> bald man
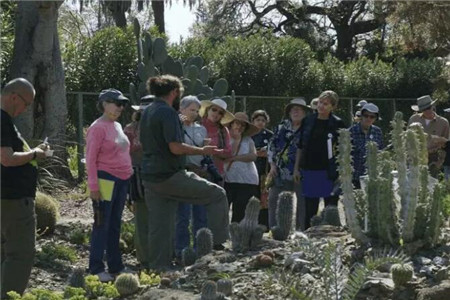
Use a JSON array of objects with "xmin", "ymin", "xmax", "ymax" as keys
[{"xmin": 1, "ymin": 78, "xmax": 48, "ymax": 298}]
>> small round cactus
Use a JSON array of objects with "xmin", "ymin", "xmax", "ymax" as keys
[
  {"xmin": 217, "ymin": 278, "xmax": 232, "ymax": 296},
  {"xmin": 114, "ymin": 273, "xmax": 140, "ymax": 296},
  {"xmin": 181, "ymin": 247, "xmax": 197, "ymax": 266},
  {"xmin": 68, "ymin": 267, "xmax": 85, "ymax": 288},
  {"xmin": 201, "ymin": 280, "xmax": 217, "ymax": 300},
  {"xmin": 310, "ymin": 215, "xmax": 323, "ymax": 227},
  {"xmin": 196, "ymin": 228, "xmax": 213, "ymax": 257},
  {"xmin": 391, "ymin": 263, "xmax": 413, "ymax": 287},
  {"xmin": 322, "ymin": 205, "xmax": 341, "ymax": 226},
  {"xmin": 35, "ymin": 191, "xmax": 59, "ymax": 234}
]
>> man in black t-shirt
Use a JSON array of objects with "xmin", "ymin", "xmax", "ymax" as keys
[
  {"xmin": 140, "ymin": 75, "xmax": 230, "ymax": 270},
  {"xmin": 1, "ymin": 78, "xmax": 48, "ymax": 298}
]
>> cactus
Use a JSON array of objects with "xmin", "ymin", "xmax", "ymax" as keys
[
  {"xmin": 425, "ymin": 182, "xmax": 444, "ymax": 247},
  {"xmin": 321, "ymin": 205, "xmax": 341, "ymax": 226},
  {"xmin": 35, "ymin": 191, "xmax": 59, "ymax": 235},
  {"xmin": 229, "ymin": 197, "xmax": 265, "ymax": 252},
  {"xmin": 196, "ymin": 228, "xmax": 213, "ymax": 257},
  {"xmin": 114, "ymin": 273, "xmax": 140, "ymax": 297},
  {"xmin": 310, "ymin": 215, "xmax": 323, "ymax": 227},
  {"xmin": 201, "ymin": 280, "xmax": 218, "ymax": 300},
  {"xmin": 271, "ymin": 192, "xmax": 294, "ymax": 241},
  {"xmin": 68, "ymin": 267, "xmax": 85, "ymax": 288},
  {"xmin": 391, "ymin": 263, "xmax": 413, "ymax": 287},
  {"xmin": 181, "ymin": 247, "xmax": 197, "ymax": 266},
  {"xmin": 392, "ymin": 112, "xmax": 408, "ymax": 220},
  {"xmin": 217, "ymin": 278, "xmax": 232, "ymax": 296}
]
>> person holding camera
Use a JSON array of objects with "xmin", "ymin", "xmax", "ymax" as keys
[
  {"xmin": 267, "ymin": 98, "xmax": 311, "ymax": 231},
  {"xmin": 174, "ymin": 95, "xmax": 209, "ymax": 260},
  {"xmin": 140, "ymin": 76, "xmax": 230, "ymax": 270},
  {"xmin": 199, "ymin": 99, "xmax": 234, "ymax": 185},
  {"xmin": 224, "ymin": 112, "xmax": 260, "ymax": 222}
]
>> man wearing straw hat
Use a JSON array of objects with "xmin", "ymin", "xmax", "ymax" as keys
[
  {"xmin": 139, "ymin": 75, "xmax": 229, "ymax": 270},
  {"xmin": 408, "ymin": 95, "xmax": 449, "ymax": 177}
]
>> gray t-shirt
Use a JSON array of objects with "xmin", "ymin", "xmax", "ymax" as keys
[{"xmin": 140, "ymin": 98, "xmax": 185, "ymax": 182}]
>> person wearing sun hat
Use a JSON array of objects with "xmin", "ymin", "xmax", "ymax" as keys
[
  {"xmin": 223, "ymin": 112, "xmax": 260, "ymax": 222},
  {"xmin": 123, "ymin": 94, "xmax": 155, "ymax": 268},
  {"xmin": 200, "ymin": 98, "xmax": 234, "ymax": 181},
  {"xmin": 408, "ymin": 95, "xmax": 449, "ymax": 177},
  {"xmin": 85, "ymin": 88, "xmax": 132, "ymax": 281},
  {"xmin": 267, "ymin": 97, "xmax": 311, "ymax": 231},
  {"xmin": 349, "ymin": 103, "xmax": 384, "ymax": 189}
]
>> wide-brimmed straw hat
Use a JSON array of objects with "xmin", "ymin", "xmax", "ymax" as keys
[
  {"xmin": 199, "ymin": 98, "xmax": 235, "ymax": 125},
  {"xmin": 229, "ymin": 112, "xmax": 260, "ymax": 137},
  {"xmin": 284, "ymin": 98, "xmax": 311, "ymax": 117},
  {"xmin": 131, "ymin": 94, "xmax": 155, "ymax": 110},
  {"xmin": 411, "ymin": 95, "xmax": 437, "ymax": 112}
]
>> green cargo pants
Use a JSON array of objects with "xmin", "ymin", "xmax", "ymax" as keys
[
  {"xmin": 134, "ymin": 201, "xmax": 150, "ymax": 266},
  {"xmin": 143, "ymin": 170, "xmax": 229, "ymax": 270},
  {"xmin": 1, "ymin": 197, "xmax": 36, "ymax": 298}
]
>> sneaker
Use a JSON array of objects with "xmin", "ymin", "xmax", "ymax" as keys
[{"xmin": 96, "ymin": 271, "xmax": 114, "ymax": 282}]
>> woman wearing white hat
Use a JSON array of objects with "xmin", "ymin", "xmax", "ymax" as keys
[{"xmin": 199, "ymin": 98, "xmax": 234, "ymax": 183}]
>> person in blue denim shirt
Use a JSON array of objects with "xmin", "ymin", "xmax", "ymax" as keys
[
  {"xmin": 267, "ymin": 98, "xmax": 311, "ymax": 231},
  {"xmin": 349, "ymin": 103, "xmax": 384, "ymax": 189}
]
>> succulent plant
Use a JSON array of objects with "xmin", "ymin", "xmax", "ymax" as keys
[
  {"xmin": 114, "ymin": 273, "xmax": 140, "ymax": 297},
  {"xmin": 310, "ymin": 215, "xmax": 323, "ymax": 227},
  {"xmin": 391, "ymin": 263, "xmax": 413, "ymax": 287},
  {"xmin": 271, "ymin": 192, "xmax": 294, "ymax": 241},
  {"xmin": 321, "ymin": 205, "xmax": 341, "ymax": 226},
  {"xmin": 181, "ymin": 247, "xmax": 197, "ymax": 266},
  {"xmin": 68, "ymin": 267, "xmax": 85, "ymax": 288},
  {"xmin": 35, "ymin": 191, "xmax": 59, "ymax": 235},
  {"xmin": 201, "ymin": 280, "xmax": 218, "ymax": 300},
  {"xmin": 217, "ymin": 278, "xmax": 232, "ymax": 296},
  {"xmin": 196, "ymin": 228, "xmax": 213, "ymax": 257}
]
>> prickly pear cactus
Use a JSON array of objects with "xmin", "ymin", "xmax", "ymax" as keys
[
  {"xmin": 114, "ymin": 273, "xmax": 140, "ymax": 297},
  {"xmin": 321, "ymin": 205, "xmax": 341, "ymax": 226},
  {"xmin": 229, "ymin": 197, "xmax": 265, "ymax": 252},
  {"xmin": 391, "ymin": 263, "xmax": 413, "ymax": 287},
  {"xmin": 271, "ymin": 192, "xmax": 294, "ymax": 241},
  {"xmin": 217, "ymin": 278, "xmax": 232, "ymax": 296},
  {"xmin": 68, "ymin": 267, "xmax": 85, "ymax": 288},
  {"xmin": 196, "ymin": 228, "xmax": 213, "ymax": 257},
  {"xmin": 181, "ymin": 247, "xmax": 197, "ymax": 266}
]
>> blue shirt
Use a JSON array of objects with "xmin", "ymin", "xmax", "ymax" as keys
[
  {"xmin": 268, "ymin": 120, "xmax": 301, "ymax": 181},
  {"xmin": 349, "ymin": 123, "xmax": 384, "ymax": 181},
  {"xmin": 252, "ymin": 129, "xmax": 273, "ymax": 175}
]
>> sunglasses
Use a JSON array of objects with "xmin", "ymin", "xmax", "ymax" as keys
[
  {"xmin": 211, "ymin": 107, "xmax": 225, "ymax": 116},
  {"xmin": 362, "ymin": 114, "xmax": 376, "ymax": 119},
  {"xmin": 16, "ymin": 93, "xmax": 32, "ymax": 107},
  {"xmin": 106, "ymin": 100, "xmax": 127, "ymax": 107}
]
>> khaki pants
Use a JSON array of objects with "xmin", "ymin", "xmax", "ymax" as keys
[
  {"xmin": 143, "ymin": 170, "xmax": 229, "ymax": 270},
  {"xmin": 1, "ymin": 198, "xmax": 36, "ymax": 298}
]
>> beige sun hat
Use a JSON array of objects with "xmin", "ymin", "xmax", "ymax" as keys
[
  {"xmin": 284, "ymin": 98, "xmax": 312, "ymax": 117},
  {"xmin": 230, "ymin": 112, "xmax": 260, "ymax": 137},
  {"xmin": 411, "ymin": 95, "xmax": 437, "ymax": 112},
  {"xmin": 199, "ymin": 98, "xmax": 235, "ymax": 125}
]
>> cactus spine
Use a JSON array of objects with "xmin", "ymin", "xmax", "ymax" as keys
[
  {"xmin": 181, "ymin": 247, "xmax": 197, "ymax": 266},
  {"xmin": 196, "ymin": 228, "xmax": 213, "ymax": 257},
  {"xmin": 425, "ymin": 183, "xmax": 444, "ymax": 247},
  {"xmin": 337, "ymin": 129, "xmax": 367, "ymax": 243},
  {"xmin": 114, "ymin": 273, "xmax": 140, "ymax": 296},
  {"xmin": 217, "ymin": 278, "xmax": 232, "ymax": 296},
  {"xmin": 391, "ymin": 264, "xmax": 413, "ymax": 287},
  {"xmin": 271, "ymin": 192, "xmax": 294, "ymax": 241},
  {"xmin": 229, "ymin": 197, "xmax": 265, "ymax": 252},
  {"xmin": 68, "ymin": 267, "xmax": 85, "ymax": 288}
]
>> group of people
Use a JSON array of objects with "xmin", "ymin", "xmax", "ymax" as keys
[{"xmin": 2, "ymin": 76, "xmax": 450, "ymax": 297}]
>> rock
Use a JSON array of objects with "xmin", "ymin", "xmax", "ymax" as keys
[
  {"xmin": 416, "ymin": 280, "xmax": 450, "ymax": 300},
  {"xmin": 435, "ymin": 267, "xmax": 449, "ymax": 282},
  {"xmin": 139, "ymin": 288, "xmax": 198, "ymax": 299},
  {"xmin": 433, "ymin": 257, "xmax": 448, "ymax": 266},
  {"xmin": 291, "ymin": 258, "xmax": 312, "ymax": 273},
  {"xmin": 419, "ymin": 266, "xmax": 434, "ymax": 277},
  {"xmin": 416, "ymin": 256, "xmax": 432, "ymax": 265}
]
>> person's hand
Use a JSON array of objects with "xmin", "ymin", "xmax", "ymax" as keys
[
  {"xmin": 202, "ymin": 145, "xmax": 223, "ymax": 156},
  {"xmin": 293, "ymin": 169, "xmax": 301, "ymax": 183},
  {"xmin": 90, "ymin": 190, "xmax": 102, "ymax": 201},
  {"xmin": 33, "ymin": 147, "xmax": 46, "ymax": 159},
  {"xmin": 268, "ymin": 163, "xmax": 278, "ymax": 178},
  {"xmin": 36, "ymin": 143, "xmax": 49, "ymax": 151},
  {"xmin": 179, "ymin": 114, "xmax": 188, "ymax": 124},
  {"xmin": 256, "ymin": 148, "xmax": 267, "ymax": 157}
]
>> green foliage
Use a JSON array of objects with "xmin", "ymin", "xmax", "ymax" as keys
[
  {"xmin": 120, "ymin": 220, "xmax": 135, "ymax": 253},
  {"xmin": 85, "ymin": 275, "xmax": 120, "ymax": 299},
  {"xmin": 67, "ymin": 145, "xmax": 78, "ymax": 178},
  {"xmin": 139, "ymin": 271, "xmax": 161, "ymax": 286},
  {"xmin": 68, "ymin": 228, "xmax": 89, "ymax": 245},
  {"xmin": 69, "ymin": 267, "xmax": 86, "ymax": 288},
  {"xmin": 36, "ymin": 243, "xmax": 77, "ymax": 269},
  {"xmin": 63, "ymin": 287, "xmax": 87, "ymax": 299},
  {"xmin": 7, "ymin": 288, "xmax": 64, "ymax": 300},
  {"xmin": 35, "ymin": 192, "xmax": 60, "ymax": 235},
  {"xmin": 0, "ymin": 0, "xmax": 15, "ymax": 86}
]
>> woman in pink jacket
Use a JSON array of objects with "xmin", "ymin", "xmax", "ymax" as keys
[{"xmin": 85, "ymin": 89, "xmax": 132, "ymax": 282}]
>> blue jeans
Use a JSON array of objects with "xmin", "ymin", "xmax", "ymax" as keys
[
  {"xmin": 89, "ymin": 171, "xmax": 129, "ymax": 274},
  {"xmin": 175, "ymin": 203, "xmax": 207, "ymax": 257}
]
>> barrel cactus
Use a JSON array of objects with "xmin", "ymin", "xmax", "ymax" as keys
[
  {"xmin": 201, "ymin": 280, "xmax": 218, "ymax": 300},
  {"xmin": 35, "ymin": 191, "xmax": 59, "ymax": 235},
  {"xmin": 181, "ymin": 247, "xmax": 197, "ymax": 266},
  {"xmin": 322, "ymin": 205, "xmax": 341, "ymax": 226},
  {"xmin": 68, "ymin": 267, "xmax": 85, "ymax": 288},
  {"xmin": 217, "ymin": 278, "xmax": 232, "ymax": 296},
  {"xmin": 271, "ymin": 192, "xmax": 294, "ymax": 241},
  {"xmin": 391, "ymin": 263, "xmax": 413, "ymax": 287},
  {"xmin": 114, "ymin": 273, "xmax": 140, "ymax": 297},
  {"xmin": 196, "ymin": 228, "xmax": 213, "ymax": 257}
]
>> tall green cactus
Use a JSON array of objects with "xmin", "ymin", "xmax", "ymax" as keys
[
  {"xmin": 196, "ymin": 228, "xmax": 213, "ymax": 257},
  {"xmin": 391, "ymin": 112, "xmax": 408, "ymax": 220},
  {"xmin": 366, "ymin": 142, "xmax": 379, "ymax": 238},
  {"xmin": 425, "ymin": 182, "xmax": 444, "ymax": 247},
  {"xmin": 271, "ymin": 192, "xmax": 294, "ymax": 241},
  {"xmin": 337, "ymin": 129, "xmax": 367, "ymax": 244}
]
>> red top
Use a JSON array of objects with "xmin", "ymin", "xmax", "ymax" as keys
[{"xmin": 202, "ymin": 118, "xmax": 232, "ymax": 174}]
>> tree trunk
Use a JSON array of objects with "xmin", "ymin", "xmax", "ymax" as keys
[
  {"xmin": 9, "ymin": 1, "xmax": 71, "ymax": 179},
  {"xmin": 151, "ymin": 0, "xmax": 165, "ymax": 33},
  {"xmin": 104, "ymin": 0, "xmax": 131, "ymax": 28},
  {"xmin": 335, "ymin": 25, "xmax": 355, "ymax": 61}
]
